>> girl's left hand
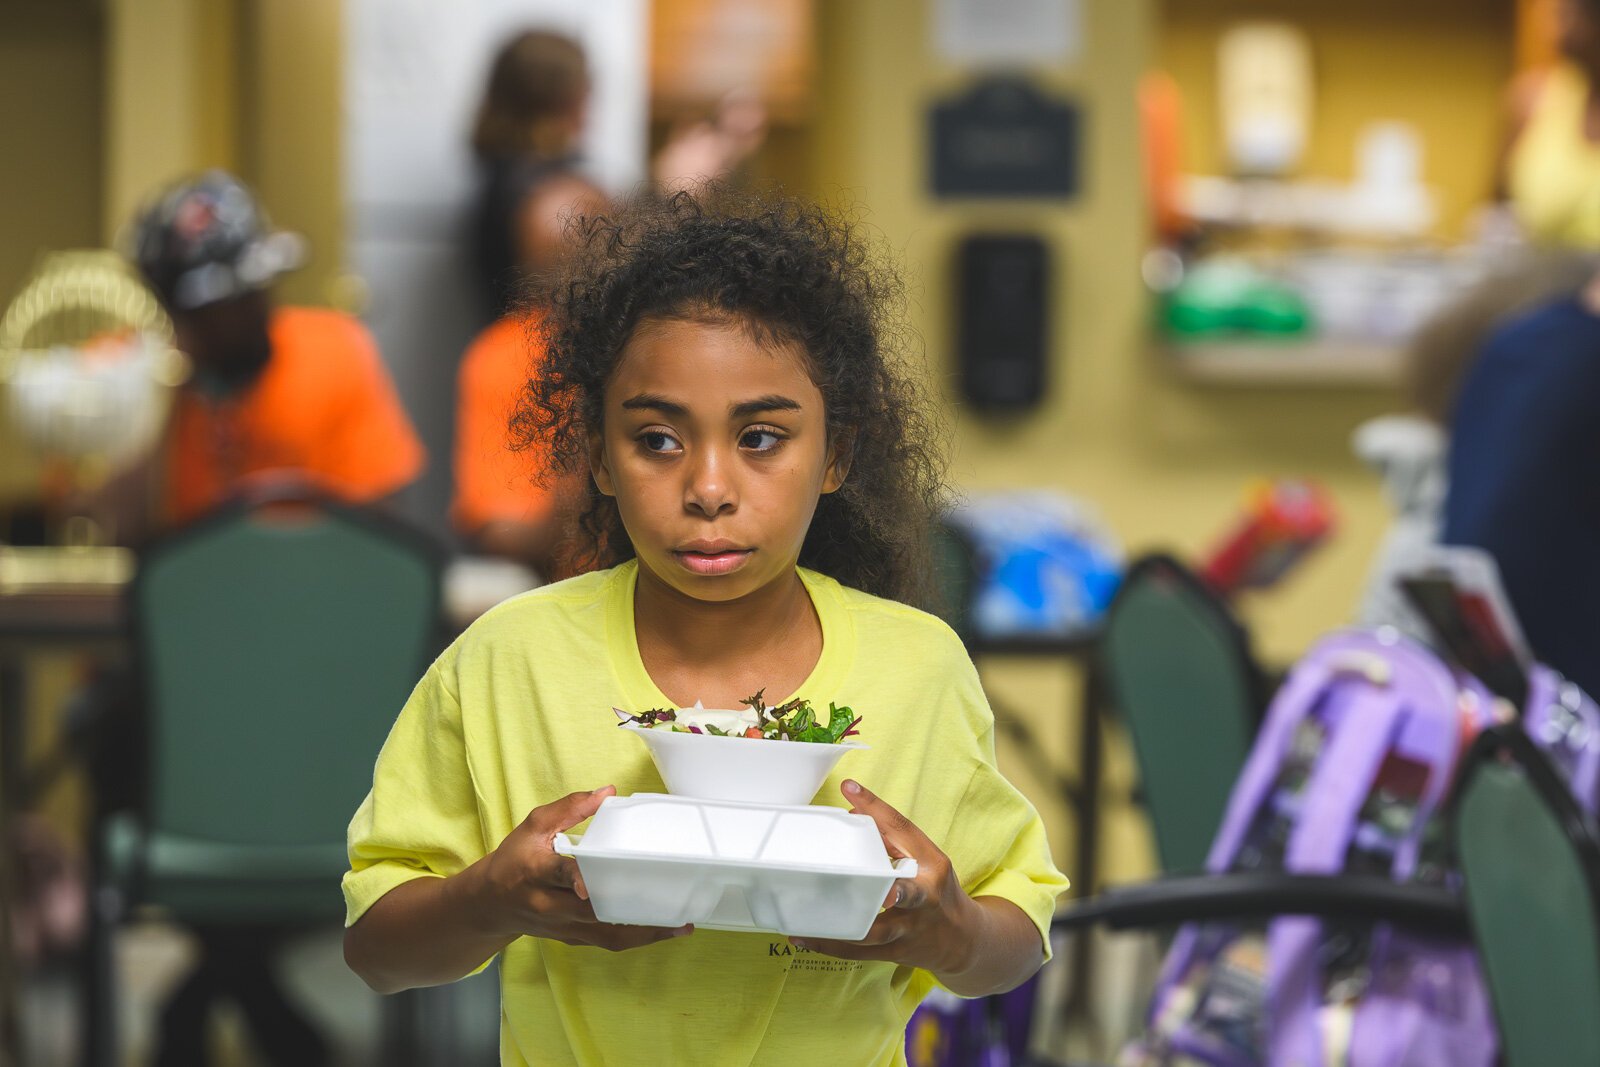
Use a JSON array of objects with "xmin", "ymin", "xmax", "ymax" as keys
[{"xmin": 789, "ymin": 779, "xmax": 979, "ymax": 978}]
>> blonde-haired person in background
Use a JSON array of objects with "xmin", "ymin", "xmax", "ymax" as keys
[{"xmin": 1498, "ymin": 0, "xmax": 1600, "ymax": 246}]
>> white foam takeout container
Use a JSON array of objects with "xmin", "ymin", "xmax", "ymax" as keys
[
  {"xmin": 625, "ymin": 722, "xmax": 865, "ymax": 806},
  {"xmin": 553, "ymin": 793, "xmax": 917, "ymax": 941}
]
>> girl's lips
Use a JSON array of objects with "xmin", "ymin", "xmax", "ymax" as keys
[{"xmin": 673, "ymin": 549, "xmax": 754, "ymax": 575}]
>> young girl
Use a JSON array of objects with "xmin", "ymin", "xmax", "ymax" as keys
[{"xmin": 342, "ymin": 191, "xmax": 1068, "ymax": 1066}]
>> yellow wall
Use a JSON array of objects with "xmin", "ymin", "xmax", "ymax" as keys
[
  {"xmin": 1159, "ymin": 0, "xmax": 1514, "ymax": 237},
  {"xmin": 103, "ymin": 0, "xmax": 345, "ymax": 307},
  {"xmin": 0, "ymin": 4, "xmax": 102, "ymax": 303},
  {"xmin": 0, "ymin": 2, "xmax": 105, "ymax": 501},
  {"xmin": 814, "ymin": 0, "xmax": 1404, "ymax": 885},
  {"xmin": 104, "ymin": 0, "xmax": 235, "ymax": 241},
  {"xmin": 240, "ymin": 0, "xmax": 346, "ymax": 309}
]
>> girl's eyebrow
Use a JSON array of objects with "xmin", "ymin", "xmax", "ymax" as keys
[
  {"xmin": 730, "ymin": 395, "xmax": 802, "ymax": 417},
  {"xmin": 619, "ymin": 393, "xmax": 803, "ymax": 418},
  {"xmin": 620, "ymin": 393, "xmax": 688, "ymax": 416}
]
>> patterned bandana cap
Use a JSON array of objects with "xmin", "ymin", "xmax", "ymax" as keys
[{"xmin": 128, "ymin": 170, "xmax": 306, "ymax": 311}]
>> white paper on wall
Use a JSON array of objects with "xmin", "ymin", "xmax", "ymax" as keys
[{"xmin": 932, "ymin": 0, "xmax": 1080, "ymax": 66}]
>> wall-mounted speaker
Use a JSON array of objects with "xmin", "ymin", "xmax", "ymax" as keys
[{"xmin": 956, "ymin": 234, "xmax": 1050, "ymax": 412}]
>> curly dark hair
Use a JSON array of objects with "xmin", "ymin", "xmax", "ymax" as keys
[{"xmin": 508, "ymin": 188, "xmax": 948, "ymax": 607}]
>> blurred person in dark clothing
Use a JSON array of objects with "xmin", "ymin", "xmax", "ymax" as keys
[
  {"xmin": 459, "ymin": 30, "xmax": 764, "ymax": 572},
  {"xmin": 460, "ymin": 31, "xmax": 601, "ymax": 571},
  {"xmin": 1443, "ymin": 264, "xmax": 1600, "ymax": 698},
  {"xmin": 469, "ymin": 29, "xmax": 767, "ymax": 324},
  {"xmin": 469, "ymin": 30, "xmax": 608, "ymax": 325},
  {"xmin": 1356, "ymin": 252, "xmax": 1600, "ymax": 635}
]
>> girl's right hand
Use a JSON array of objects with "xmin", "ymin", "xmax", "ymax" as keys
[{"xmin": 472, "ymin": 786, "xmax": 693, "ymax": 951}]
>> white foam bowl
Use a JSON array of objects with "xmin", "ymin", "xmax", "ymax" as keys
[
  {"xmin": 554, "ymin": 793, "xmax": 917, "ymax": 940},
  {"xmin": 625, "ymin": 724, "xmax": 864, "ymax": 806}
]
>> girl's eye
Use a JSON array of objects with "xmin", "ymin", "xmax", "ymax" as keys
[
  {"xmin": 740, "ymin": 429, "xmax": 785, "ymax": 452},
  {"xmin": 639, "ymin": 430, "xmax": 682, "ymax": 454}
]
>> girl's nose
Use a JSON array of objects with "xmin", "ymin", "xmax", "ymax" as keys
[{"xmin": 684, "ymin": 447, "xmax": 737, "ymax": 516}]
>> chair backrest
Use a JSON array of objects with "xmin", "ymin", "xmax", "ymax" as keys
[
  {"xmin": 133, "ymin": 497, "xmax": 442, "ymax": 847},
  {"xmin": 929, "ymin": 519, "xmax": 980, "ymax": 646},
  {"xmin": 1099, "ymin": 553, "xmax": 1262, "ymax": 874},
  {"xmin": 1453, "ymin": 726, "xmax": 1600, "ymax": 1067}
]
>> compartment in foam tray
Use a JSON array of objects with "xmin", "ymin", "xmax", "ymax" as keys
[{"xmin": 553, "ymin": 793, "xmax": 917, "ymax": 941}]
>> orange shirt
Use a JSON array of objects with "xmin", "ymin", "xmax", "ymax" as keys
[
  {"xmin": 165, "ymin": 306, "xmax": 425, "ymax": 526},
  {"xmin": 451, "ymin": 315, "xmax": 556, "ymax": 535}
]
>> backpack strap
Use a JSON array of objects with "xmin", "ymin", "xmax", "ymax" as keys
[
  {"xmin": 1267, "ymin": 683, "xmax": 1408, "ymax": 1067},
  {"xmin": 1204, "ymin": 653, "xmax": 1347, "ymax": 873}
]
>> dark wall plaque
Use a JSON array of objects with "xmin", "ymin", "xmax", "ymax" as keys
[
  {"xmin": 957, "ymin": 234, "xmax": 1051, "ymax": 412},
  {"xmin": 930, "ymin": 78, "xmax": 1080, "ymax": 199}
]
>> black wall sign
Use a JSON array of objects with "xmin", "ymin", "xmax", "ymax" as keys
[{"xmin": 931, "ymin": 78, "xmax": 1080, "ymax": 199}]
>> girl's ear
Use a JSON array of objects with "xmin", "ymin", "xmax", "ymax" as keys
[
  {"xmin": 588, "ymin": 430, "xmax": 617, "ymax": 497},
  {"xmin": 821, "ymin": 431, "xmax": 855, "ymax": 495}
]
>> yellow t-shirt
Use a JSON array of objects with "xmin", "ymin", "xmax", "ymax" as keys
[{"xmin": 344, "ymin": 560, "xmax": 1068, "ymax": 1067}]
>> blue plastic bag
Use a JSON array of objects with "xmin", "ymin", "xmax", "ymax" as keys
[{"xmin": 946, "ymin": 492, "xmax": 1122, "ymax": 639}]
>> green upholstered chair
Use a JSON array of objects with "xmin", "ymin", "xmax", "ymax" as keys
[
  {"xmin": 85, "ymin": 491, "xmax": 442, "ymax": 1065},
  {"xmin": 928, "ymin": 518, "xmax": 980, "ymax": 646},
  {"xmin": 1098, "ymin": 553, "xmax": 1265, "ymax": 875},
  {"xmin": 1452, "ymin": 725, "xmax": 1600, "ymax": 1067}
]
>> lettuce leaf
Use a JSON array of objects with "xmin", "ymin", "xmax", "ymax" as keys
[{"xmin": 788, "ymin": 702, "xmax": 858, "ymax": 744}]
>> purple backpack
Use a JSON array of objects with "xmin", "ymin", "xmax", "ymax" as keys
[
  {"xmin": 1127, "ymin": 630, "xmax": 1503, "ymax": 1067},
  {"xmin": 905, "ymin": 979, "xmax": 1038, "ymax": 1067},
  {"xmin": 903, "ymin": 635, "xmax": 1600, "ymax": 1067}
]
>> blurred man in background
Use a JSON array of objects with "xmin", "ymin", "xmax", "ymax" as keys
[
  {"xmin": 1442, "ymin": 263, "xmax": 1600, "ymax": 701},
  {"xmin": 131, "ymin": 170, "xmax": 425, "ymax": 530}
]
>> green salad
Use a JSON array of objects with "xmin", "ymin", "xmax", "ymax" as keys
[{"xmin": 613, "ymin": 689, "xmax": 862, "ymax": 744}]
